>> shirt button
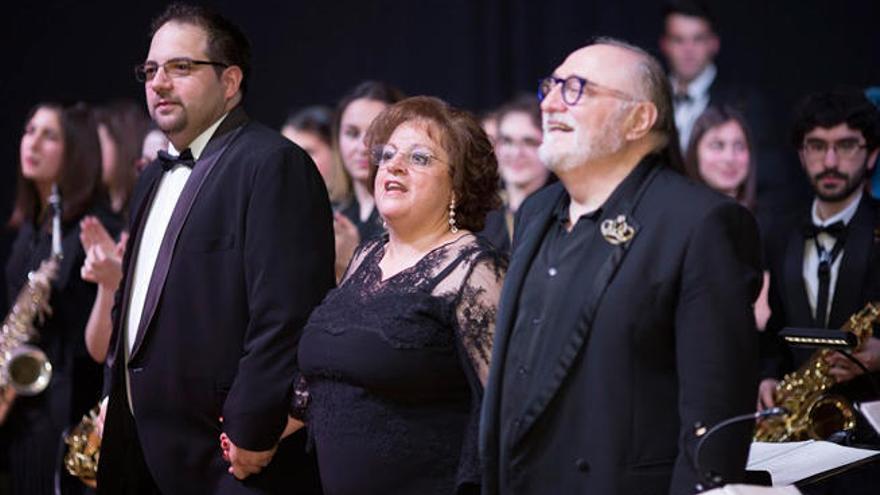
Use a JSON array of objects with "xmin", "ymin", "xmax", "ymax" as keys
[
  {"xmin": 517, "ymin": 366, "xmax": 528, "ymax": 376},
  {"xmin": 548, "ymin": 267, "xmax": 558, "ymax": 277},
  {"xmin": 575, "ymin": 458, "xmax": 590, "ymax": 472}
]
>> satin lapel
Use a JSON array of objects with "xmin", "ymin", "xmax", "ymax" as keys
[
  {"xmin": 106, "ymin": 168, "xmax": 163, "ymax": 369},
  {"xmin": 783, "ymin": 218, "xmax": 813, "ymax": 327},
  {"xmin": 128, "ymin": 124, "xmax": 245, "ymax": 360},
  {"xmin": 511, "ymin": 162, "xmax": 657, "ymax": 448},
  {"xmin": 828, "ymin": 197, "xmax": 875, "ymax": 327},
  {"xmin": 480, "ymin": 185, "xmax": 563, "ymax": 454}
]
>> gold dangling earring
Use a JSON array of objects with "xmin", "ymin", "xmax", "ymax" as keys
[{"xmin": 448, "ymin": 197, "xmax": 459, "ymax": 234}]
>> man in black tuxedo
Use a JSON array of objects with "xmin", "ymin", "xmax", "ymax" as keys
[
  {"xmin": 659, "ymin": 0, "xmax": 722, "ymax": 151},
  {"xmin": 759, "ymin": 90, "xmax": 880, "ymax": 416},
  {"xmin": 97, "ymin": 4, "xmax": 333, "ymax": 494},
  {"xmin": 659, "ymin": 0, "xmax": 802, "ymax": 221},
  {"xmin": 480, "ymin": 38, "xmax": 762, "ymax": 495}
]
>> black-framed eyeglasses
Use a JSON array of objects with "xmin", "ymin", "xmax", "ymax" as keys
[
  {"xmin": 370, "ymin": 144, "xmax": 446, "ymax": 169},
  {"xmin": 801, "ymin": 138, "xmax": 868, "ymax": 161},
  {"xmin": 538, "ymin": 75, "xmax": 637, "ymax": 106},
  {"xmin": 134, "ymin": 58, "xmax": 229, "ymax": 82}
]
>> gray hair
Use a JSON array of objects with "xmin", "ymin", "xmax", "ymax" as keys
[
  {"xmin": 589, "ymin": 36, "xmax": 677, "ymax": 150},
  {"xmin": 587, "ymin": 36, "xmax": 683, "ymax": 170}
]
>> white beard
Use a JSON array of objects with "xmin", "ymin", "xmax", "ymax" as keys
[{"xmin": 539, "ymin": 107, "xmax": 627, "ymax": 172}]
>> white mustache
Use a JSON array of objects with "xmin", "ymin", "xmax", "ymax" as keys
[{"xmin": 542, "ymin": 114, "xmax": 577, "ymax": 134}]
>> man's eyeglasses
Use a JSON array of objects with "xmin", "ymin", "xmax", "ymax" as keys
[
  {"xmin": 371, "ymin": 144, "xmax": 445, "ymax": 169},
  {"xmin": 538, "ymin": 75, "xmax": 637, "ymax": 106},
  {"xmin": 801, "ymin": 138, "xmax": 868, "ymax": 161},
  {"xmin": 134, "ymin": 58, "xmax": 229, "ymax": 82}
]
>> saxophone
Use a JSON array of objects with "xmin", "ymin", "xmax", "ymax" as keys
[
  {"xmin": 0, "ymin": 185, "xmax": 63, "ymax": 395},
  {"xmin": 754, "ymin": 302, "xmax": 880, "ymax": 442},
  {"xmin": 64, "ymin": 403, "xmax": 100, "ymax": 488}
]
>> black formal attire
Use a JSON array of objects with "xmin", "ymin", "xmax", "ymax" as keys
[
  {"xmin": 761, "ymin": 194, "xmax": 880, "ymax": 410},
  {"xmin": 3, "ymin": 204, "xmax": 119, "ymax": 495},
  {"xmin": 761, "ymin": 194, "xmax": 880, "ymax": 494},
  {"xmin": 97, "ymin": 107, "xmax": 334, "ymax": 494},
  {"xmin": 298, "ymin": 234, "xmax": 505, "ymax": 495},
  {"xmin": 480, "ymin": 179, "xmax": 556, "ymax": 255},
  {"xmin": 340, "ymin": 197, "xmax": 384, "ymax": 242},
  {"xmin": 480, "ymin": 209, "xmax": 513, "ymax": 255},
  {"xmin": 481, "ymin": 156, "xmax": 763, "ymax": 495}
]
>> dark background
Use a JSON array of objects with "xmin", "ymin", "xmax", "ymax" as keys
[{"xmin": 1, "ymin": 0, "xmax": 878, "ymax": 265}]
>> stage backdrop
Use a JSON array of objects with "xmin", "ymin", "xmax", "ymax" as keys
[{"xmin": 1, "ymin": 0, "xmax": 878, "ymax": 307}]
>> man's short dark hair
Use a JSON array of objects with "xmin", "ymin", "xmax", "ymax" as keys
[
  {"xmin": 495, "ymin": 94, "xmax": 541, "ymax": 132},
  {"xmin": 791, "ymin": 88, "xmax": 880, "ymax": 151},
  {"xmin": 662, "ymin": 0, "xmax": 718, "ymax": 34},
  {"xmin": 284, "ymin": 106, "xmax": 333, "ymax": 146},
  {"xmin": 150, "ymin": 3, "xmax": 251, "ymax": 94}
]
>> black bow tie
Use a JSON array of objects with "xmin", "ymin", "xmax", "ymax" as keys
[
  {"xmin": 803, "ymin": 220, "xmax": 847, "ymax": 239},
  {"xmin": 157, "ymin": 149, "xmax": 195, "ymax": 171}
]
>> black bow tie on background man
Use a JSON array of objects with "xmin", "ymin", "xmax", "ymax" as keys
[
  {"xmin": 803, "ymin": 220, "xmax": 848, "ymax": 327},
  {"xmin": 157, "ymin": 149, "xmax": 195, "ymax": 171},
  {"xmin": 803, "ymin": 220, "xmax": 847, "ymax": 239}
]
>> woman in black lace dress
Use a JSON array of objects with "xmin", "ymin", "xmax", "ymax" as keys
[{"xmin": 291, "ymin": 96, "xmax": 505, "ymax": 494}]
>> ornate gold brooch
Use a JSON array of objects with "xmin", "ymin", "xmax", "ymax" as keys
[{"xmin": 600, "ymin": 215, "xmax": 636, "ymax": 245}]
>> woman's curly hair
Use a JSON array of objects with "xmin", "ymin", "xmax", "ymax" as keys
[{"xmin": 366, "ymin": 96, "xmax": 501, "ymax": 232}]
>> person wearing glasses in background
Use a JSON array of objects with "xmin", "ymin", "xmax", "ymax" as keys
[
  {"xmin": 480, "ymin": 38, "xmax": 762, "ymax": 495},
  {"xmin": 759, "ymin": 91, "xmax": 880, "ymax": 476},
  {"xmin": 96, "ymin": 4, "xmax": 333, "ymax": 494},
  {"xmin": 481, "ymin": 95, "xmax": 552, "ymax": 254}
]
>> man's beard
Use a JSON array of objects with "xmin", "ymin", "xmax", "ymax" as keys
[
  {"xmin": 811, "ymin": 160, "xmax": 869, "ymax": 202},
  {"xmin": 150, "ymin": 103, "xmax": 188, "ymax": 136},
  {"xmin": 538, "ymin": 106, "xmax": 628, "ymax": 173}
]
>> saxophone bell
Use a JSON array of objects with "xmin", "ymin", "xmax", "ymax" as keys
[
  {"xmin": 806, "ymin": 394, "xmax": 857, "ymax": 440},
  {"xmin": 4, "ymin": 345, "xmax": 53, "ymax": 396}
]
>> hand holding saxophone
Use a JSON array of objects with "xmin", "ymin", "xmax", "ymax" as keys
[
  {"xmin": 825, "ymin": 336, "xmax": 880, "ymax": 383},
  {"xmin": 757, "ymin": 378, "xmax": 779, "ymax": 410}
]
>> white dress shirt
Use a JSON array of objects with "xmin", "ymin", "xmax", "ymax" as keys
[
  {"xmin": 123, "ymin": 114, "xmax": 228, "ymax": 411},
  {"xmin": 802, "ymin": 191, "xmax": 862, "ymax": 326},
  {"xmin": 671, "ymin": 63, "xmax": 717, "ymax": 151}
]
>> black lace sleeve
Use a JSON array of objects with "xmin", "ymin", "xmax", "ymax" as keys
[{"xmin": 453, "ymin": 253, "xmax": 505, "ymax": 387}]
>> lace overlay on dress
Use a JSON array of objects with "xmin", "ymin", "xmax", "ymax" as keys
[{"xmin": 297, "ymin": 233, "xmax": 506, "ymax": 494}]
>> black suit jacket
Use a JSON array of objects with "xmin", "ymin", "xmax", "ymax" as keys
[
  {"xmin": 481, "ymin": 159, "xmax": 762, "ymax": 495},
  {"xmin": 98, "ymin": 107, "xmax": 334, "ymax": 494},
  {"xmin": 761, "ymin": 194, "xmax": 880, "ymax": 394}
]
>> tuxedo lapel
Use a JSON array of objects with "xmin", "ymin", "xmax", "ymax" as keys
[
  {"xmin": 828, "ymin": 196, "xmax": 875, "ymax": 327},
  {"xmin": 782, "ymin": 220, "xmax": 813, "ymax": 327},
  {"xmin": 128, "ymin": 119, "xmax": 246, "ymax": 361},
  {"xmin": 510, "ymin": 161, "xmax": 658, "ymax": 448},
  {"xmin": 106, "ymin": 169, "xmax": 163, "ymax": 370},
  {"xmin": 480, "ymin": 185, "xmax": 562, "ymax": 458}
]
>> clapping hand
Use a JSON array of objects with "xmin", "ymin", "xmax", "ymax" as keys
[
  {"xmin": 79, "ymin": 216, "xmax": 116, "ymax": 255},
  {"xmin": 79, "ymin": 216, "xmax": 127, "ymax": 291}
]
